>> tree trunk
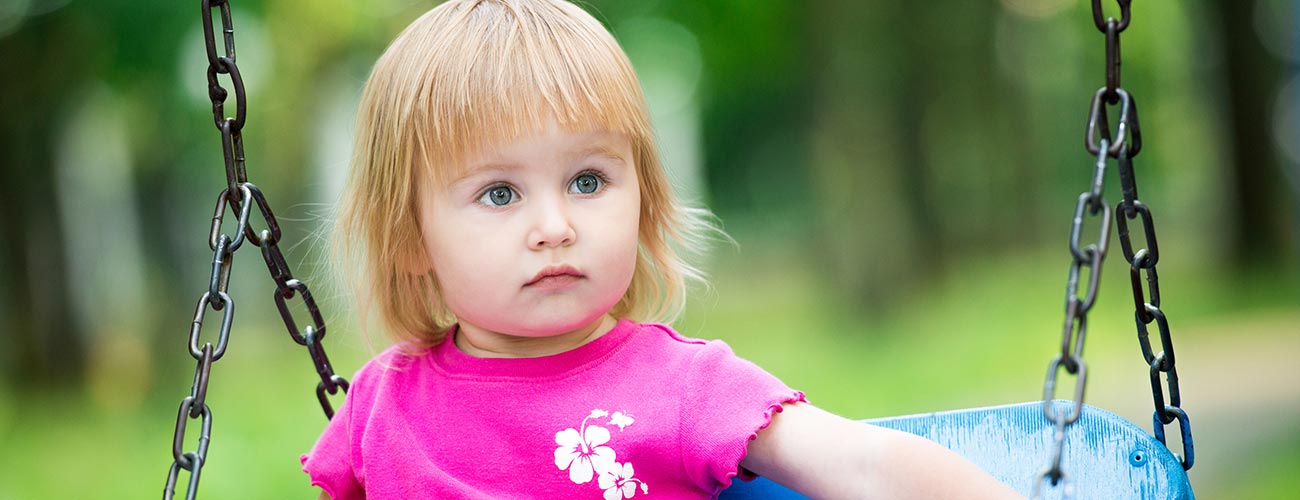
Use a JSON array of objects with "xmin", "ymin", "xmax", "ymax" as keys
[
  {"xmin": 0, "ymin": 11, "xmax": 89, "ymax": 388},
  {"xmin": 1215, "ymin": 0, "xmax": 1293, "ymax": 266}
]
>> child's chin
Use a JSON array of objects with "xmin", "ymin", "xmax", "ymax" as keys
[{"xmin": 511, "ymin": 312, "xmax": 609, "ymax": 338}]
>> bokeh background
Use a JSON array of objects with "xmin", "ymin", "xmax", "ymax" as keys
[{"xmin": 1, "ymin": 0, "xmax": 1297, "ymax": 498}]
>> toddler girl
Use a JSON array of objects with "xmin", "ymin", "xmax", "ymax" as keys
[{"xmin": 302, "ymin": 0, "xmax": 1023, "ymax": 498}]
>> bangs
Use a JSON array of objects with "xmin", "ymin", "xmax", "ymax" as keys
[{"xmin": 390, "ymin": 0, "xmax": 651, "ymax": 184}]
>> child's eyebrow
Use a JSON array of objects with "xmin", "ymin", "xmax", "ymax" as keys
[
  {"xmin": 567, "ymin": 144, "xmax": 627, "ymax": 164},
  {"xmin": 449, "ymin": 163, "xmax": 517, "ymax": 188}
]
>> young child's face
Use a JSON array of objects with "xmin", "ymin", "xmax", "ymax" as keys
[{"xmin": 416, "ymin": 120, "xmax": 641, "ymax": 338}]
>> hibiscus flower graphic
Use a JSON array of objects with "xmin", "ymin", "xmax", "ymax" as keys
[
  {"xmin": 554, "ymin": 410, "xmax": 618, "ymax": 484},
  {"xmin": 599, "ymin": 462, "xmax": 648, "ymax": 500}
]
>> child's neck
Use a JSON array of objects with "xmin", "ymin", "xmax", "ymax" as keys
[{"xmin": 452, "ymin": 314, "xmax": 618, "ymax": 359}]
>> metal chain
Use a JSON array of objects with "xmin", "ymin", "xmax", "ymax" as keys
[
  {"xmin": 1033, "ymin": 2, "xmax": 1130, "ymax": 498},
  {"xmin": 1034, "ymin": 3, "xmax": 1195, "ymax": 497},
  {"xmin": 164, "ymin": 2, "xmax": 349, "ymax": 498},
  {"xmin": 1092, "ymin": 0, "xmax": 1196, "ymax": 473},
  {"xmin": 1103, "ymin": 11, "xmax": 1196, "ymax": 474},
  {"xmin": 1033, "ymin": 135, "xmax": 1113, "ymax": 500}
]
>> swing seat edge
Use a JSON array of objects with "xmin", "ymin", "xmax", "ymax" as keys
[{"xmin": 719, "ymin": 400, "xmax": 1194, "ymax": 500}]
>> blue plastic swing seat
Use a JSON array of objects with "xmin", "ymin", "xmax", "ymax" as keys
[{"xmin": 720, "ymin": 401, "xmax": 1194, "ymax": 500}]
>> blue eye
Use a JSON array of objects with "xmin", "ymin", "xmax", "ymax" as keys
[
  {"xmin": 479, "ymin": 186, "xmax": 517, "ymax": 206},
  {"xmin": 570, "ymin": 173, "xmax": 602, "ymax": 194}
]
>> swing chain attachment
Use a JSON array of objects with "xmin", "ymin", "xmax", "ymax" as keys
[
  {"xmin": 1112, "ymin": 104, "xmax": 1195, "ymax": 473},
  {"xmin": 1035, "ymin": 136, "xmax": 1112, "ymax": 497},
  {"xmin": 1092, "ymin": 0, "xmax": 1195, "ymax": 472},
  {"xmin": 1036, "ymin": 4, "xmax": 1195, "ymax": 496},
  {"xmin": 1035, "ymin": 2, "xmax": 1144, "ymax": 496},
  {"xmin": 163, "ymin": 1, "xmax": 350, "ymax": 498}
]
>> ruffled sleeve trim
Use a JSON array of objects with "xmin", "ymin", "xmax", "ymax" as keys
[{"xmin": 717, "ymin": 391, "xmax": 807, "ymax": 490}]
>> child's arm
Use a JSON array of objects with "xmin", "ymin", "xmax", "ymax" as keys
[{"xmin": 741, "ymin": 402, "xmax": 1026, "ymax": 499}]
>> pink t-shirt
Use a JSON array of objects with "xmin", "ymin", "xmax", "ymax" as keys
[{"xmin": 301, "ymin": 319, "xmax": 804, "ymax": 499}]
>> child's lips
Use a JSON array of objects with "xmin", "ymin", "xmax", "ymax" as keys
[
  {"xmin": 525, "ymin": 265, "xmax": 584, "ymax": 289},
  {"xmin": 526, "ymin": 274, "xmax": 583, "ymax": 291}
]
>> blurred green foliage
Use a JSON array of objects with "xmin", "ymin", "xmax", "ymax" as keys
[{"xmin": 1, "ymin": 0, "xmax": 1297, "ymax": 498}]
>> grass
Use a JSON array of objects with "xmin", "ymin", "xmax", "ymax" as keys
[{"xmin": 0, "ymin": 243, "xmax": 1295, "ymax": 499}]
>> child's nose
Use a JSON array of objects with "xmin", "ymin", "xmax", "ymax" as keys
[{"xmin": 527, "ymin": 195, "xmax": 576, "ymax": 249}]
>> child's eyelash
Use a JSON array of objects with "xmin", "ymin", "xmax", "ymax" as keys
[
  {"xmin": 574, "ymin": 169, "xmax": 611, "ymax": 185},
  {"xmin": 478, "ymin": 182, "xmax": 514, "ymax": 195}
]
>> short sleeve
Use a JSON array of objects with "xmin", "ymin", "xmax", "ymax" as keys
[
  {"xmin": 301, "ymin": 363, "xmax": 374, "ymax": 500},
  {"xmin": 678, "ymin": 340, "xmax": 805, "ymax": 492}
]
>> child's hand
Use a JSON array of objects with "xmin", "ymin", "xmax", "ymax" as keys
[{"xmin": 742, "ymin": 402, "xmax": 1026, "ymax": 499}]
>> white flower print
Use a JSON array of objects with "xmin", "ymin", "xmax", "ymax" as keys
[
  {"xmin": 554, "ymin": 410, "xmax": 618, "ymax": 484},
  {"xmin": 554, "ymin": 409, "xmax": 648, "ymax": 496},
  {"xmin": 598, "ymin": 462, "xmax": 648, "ymax": 500}
]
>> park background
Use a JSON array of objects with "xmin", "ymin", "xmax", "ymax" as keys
[{"xmin": 1, "ymin": 0, "xmax": 1297, "ymax": 498}]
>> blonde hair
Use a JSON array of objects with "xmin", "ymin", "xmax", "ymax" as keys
[{"xmin": 334, "ymin": 0, "xmax": 714, "ymax": 348}]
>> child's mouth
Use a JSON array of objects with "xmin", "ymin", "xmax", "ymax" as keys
[
  {"xmin": 526, "ymin": 274, "xmax": 582, "ymax": 291},
  {"xmin": 525, "ymin": 265, "xmax": 584, "ymax": 290}
]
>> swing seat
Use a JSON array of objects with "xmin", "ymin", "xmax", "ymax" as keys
[{"xmin": 720, "ymin": 401, "xmax": 1194, "ymax": 499}]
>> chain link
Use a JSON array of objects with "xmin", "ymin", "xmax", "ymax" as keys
[
  {"xmin": 1034, "ymin": 4, "xmax": 1195, "ymax": 497},
  {"xmin": 1035, "ymin": 134, "xmax": 1112, "ymax": 496},
  {"xmin": 1091, "ymin": 0, "xmax": 1132, "ymax": 34},
  {"xmin": 1034, "ymin": 1, "xmax": 1123, "ymax": 496},
  {"xmin": 163, "ymin": 1, "xmax": 350, "ymax": 497},
  {"xmin": 1114, "ymin": 109, "xmax": 1195, "ymax": 474}
]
